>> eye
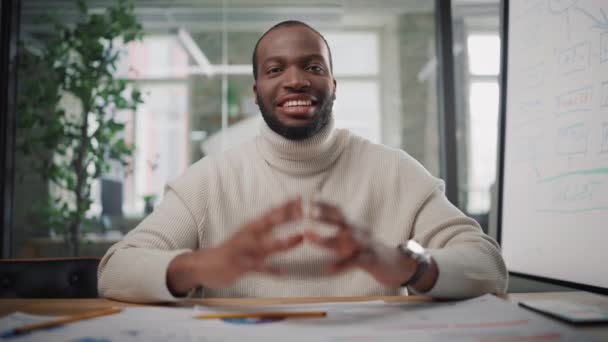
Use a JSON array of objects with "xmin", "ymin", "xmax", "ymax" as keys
[
  {"xmin": 307, "ymin": 65, "xmax": 324, "ymax": 72},
  {"xmin": 267, "ymin": 66, "xmax": 282, "ymax": 75}
]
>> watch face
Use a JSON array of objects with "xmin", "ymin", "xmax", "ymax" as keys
[{"xmin": 406, "ymin": 240, "xmax": 425, "ymax": 254}]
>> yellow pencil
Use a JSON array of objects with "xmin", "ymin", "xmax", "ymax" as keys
[
  {"xmin": 7, "ymin": 307, "xmax": 122, "ymax": 336},
  {"xmin": 195, "ymin": 311, "xmax": 327, "ymax": 320}
]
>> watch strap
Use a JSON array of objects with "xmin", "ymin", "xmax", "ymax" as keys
[
  {"xmin": 398, "ymin": 242, "xmax": 431, "ymax": 287},
  {"xmin": 401, "ymin": 254, "xmax": 430, "ymax": 287}
]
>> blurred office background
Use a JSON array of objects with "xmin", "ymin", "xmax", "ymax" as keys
[{"xmin": 2, "ymin": 0, "xmax": 502, "ymax": 258}]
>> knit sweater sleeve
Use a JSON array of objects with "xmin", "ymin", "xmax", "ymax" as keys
[
  {"xmin": 388, "ymin": 150, "xmax": 508, "ymax": 299},
  {"xmin": 97, "ymin": 161, "xmax": 209, "ymax": 303},
  {"xmin": 408, "ymin": 183, "xmax": 508, "ymax": 299}
]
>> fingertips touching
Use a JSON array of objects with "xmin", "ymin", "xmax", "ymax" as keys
[{"xmin": 283, "ymin": 234, "xmax": 304, "ymax": 247}]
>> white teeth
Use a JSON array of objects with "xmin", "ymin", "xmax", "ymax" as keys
[{"xmin": 283, "ymin": 100, "xmax": 312, "ymax": 107}]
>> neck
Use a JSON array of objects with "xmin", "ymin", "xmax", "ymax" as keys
[{"xmin": 256, "ymin": 116, "xmax": 347, "ymax": 175}]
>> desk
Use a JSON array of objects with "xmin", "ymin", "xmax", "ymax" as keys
[{"xmin": 0, "ymin": 292, "xmax": 606, "ymax": 340}]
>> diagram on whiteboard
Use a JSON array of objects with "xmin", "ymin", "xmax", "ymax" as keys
[{"xmin": 507, "ymin": 0, "xmax": 608, "ymax": 214}]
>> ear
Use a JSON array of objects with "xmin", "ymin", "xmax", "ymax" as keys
[
  {"xmin": 253, "ymin": 83, "xmax": 258, "ymax": 104},
  {"xmin": 332, "ymin": 78, "xmax": 337, "ymax": 100}
]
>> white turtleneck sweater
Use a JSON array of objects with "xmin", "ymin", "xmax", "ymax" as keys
[{"xmin": 98, "ymin": 118, "xmax": 507, "ymax": 303}]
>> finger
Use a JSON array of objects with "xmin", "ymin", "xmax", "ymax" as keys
[
  {"xmin": 260, "ymin": 234, "xmax": 304, "ymax": 256},
  {"xmin": 249, "ymin": 197, "xmax": 303, "ymax": 234},
  {"xmin": 311, "ymin": 201, "xmax": 348, "ymax": 229},
  {"xmin": 305, "ymin": 230, "xmax": 359, "ymax": 258}
]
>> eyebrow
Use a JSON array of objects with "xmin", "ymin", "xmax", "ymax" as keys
[{"xmin": 261, "ymin": 54, "xmax": 328, "ymax": 67}]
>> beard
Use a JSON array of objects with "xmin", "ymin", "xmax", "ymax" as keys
[{"xmin": 257, "ymin": 93, "xmax": 334, "ymax": 141}]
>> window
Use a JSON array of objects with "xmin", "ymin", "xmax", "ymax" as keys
[
  {"xmin": 103, "ymin": 36, "xmax": 190, "ymax": 216},
  {"xmin": 325, "ymin": 32, "xmax": 381, "ymax": 144},
  {"xmin": 451, "ymin": 0, "xmax": 502, "ymax": 224},
  {"xmin": 14, "ymin": 1, "xmax": 442, "ymax": 257},
  {"xmin": 468, "ymin": 80, "xmax": 499, "ymax": 213},
  {"xmin": 466, "ymin": 34, "xmax": 501, "ymax": 214},
  {"xmin": 467, "ymin": 35, "xmax": 500, "ymax": 76}
]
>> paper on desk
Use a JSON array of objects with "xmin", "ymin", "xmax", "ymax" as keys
[
  {"xmin": 0, "ymin": 295, "xmax": 599, "ymax": 342},
  {"xmin": 0, "ymin": 312, "xmax": 66, "ymax": 333},
  {"xmin": 0, "ymin": 307, "xmax": 197, "ymax": 342}
]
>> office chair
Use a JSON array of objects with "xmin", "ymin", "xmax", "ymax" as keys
[{"xmin": 0, "ymin": 257, "xmax": 100, "ymax": 298}]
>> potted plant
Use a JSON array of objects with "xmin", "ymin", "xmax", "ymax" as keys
[{"xmin": 16, "ymin": 0, "xmax": 144, "ymax": 255}]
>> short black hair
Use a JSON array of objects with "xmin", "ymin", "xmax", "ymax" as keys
[{"xmin": 252, "ymin": 20, "xmax": 333, "ymax": 80}]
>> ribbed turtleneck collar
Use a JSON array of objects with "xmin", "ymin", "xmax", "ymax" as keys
[{"xmin": 256, "ymin": 116, "xmax": 347, "ymax": 175}]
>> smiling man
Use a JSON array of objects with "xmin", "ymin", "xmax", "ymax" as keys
[
  {"xmin": 253, "ymin": 23, "xmax": 335, "ymax": 140},
  {"xmin": 98, "ymin": 21, "xmax": 508, "ymax": 303}
]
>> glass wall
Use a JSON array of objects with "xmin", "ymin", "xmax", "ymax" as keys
[
  {"xmin": 13, "ymin": 0, "xmax": 445, "ymax": 257},
  {"xmin": 452, "ymin": 1, "xmax": 502, "ymax": 230}
]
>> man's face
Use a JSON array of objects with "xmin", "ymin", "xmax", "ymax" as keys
[{"xmin": 253, "ymin": 25, "xmax": 336, "ymax": 140}]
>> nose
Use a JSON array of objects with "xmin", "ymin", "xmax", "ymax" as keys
[{"xmin": 282, "ymin": 66, "xmax": 310, "ymax": 90}]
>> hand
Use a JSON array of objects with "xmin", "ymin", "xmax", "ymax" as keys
[
  {"xmin": 304, "ymin": 200, "xmax": 418, "ymax": 288},
  {"xmin": 167, "ymin": 198, "xmax": 304, "ymax": 295}
]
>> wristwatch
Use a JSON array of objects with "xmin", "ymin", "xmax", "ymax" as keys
[{"xmin": 398, "ymin": 240, "xmax": 431, "ymax": 287}]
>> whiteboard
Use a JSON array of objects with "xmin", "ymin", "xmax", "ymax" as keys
[{"xmin": 501, "ymin": 0, "xmax": 608, "ymax": 291}]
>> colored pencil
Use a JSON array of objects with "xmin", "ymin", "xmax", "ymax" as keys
[{"xmin": 195, "ymin": 311, "xmax": 327, "ymax": 320}]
